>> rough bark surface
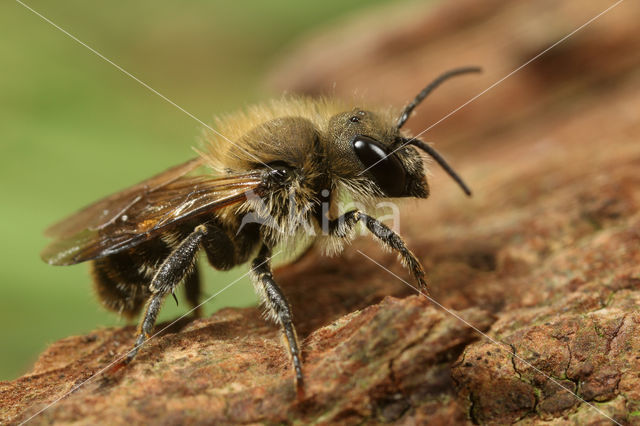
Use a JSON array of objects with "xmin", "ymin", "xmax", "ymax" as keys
[{"xmin": 3, "ymin": 0, "xmax": 640, "ymax": 424}]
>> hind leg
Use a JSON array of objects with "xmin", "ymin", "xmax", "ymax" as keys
[
  {"xmin": 126, "ymin": 225, "xmax": 207, "ymax": 363},
  {"xmin": 183, "ymin": 263, "xmax": 202, "ymax": 317}
]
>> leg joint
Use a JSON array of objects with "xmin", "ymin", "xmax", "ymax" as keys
[{"xmin": 328, "ymin": 209, "xmax": 361, "ymax": 237}]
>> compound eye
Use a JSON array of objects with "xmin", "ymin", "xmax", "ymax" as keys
[{"xmin": 351, "ymin": 135, "xmax": 407, "ymax": 197}]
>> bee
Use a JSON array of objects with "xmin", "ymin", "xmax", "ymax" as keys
[{"xmin": 42, "ymin": 67, "xmax": 480, "ymax": 390}]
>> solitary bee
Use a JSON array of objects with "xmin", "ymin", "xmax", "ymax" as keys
[{"xmin": 42, "ymin": 67, "xmax": 480, "ymax": 389}]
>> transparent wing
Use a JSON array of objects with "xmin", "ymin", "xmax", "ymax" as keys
[
  {"xmin": 42, "ymin": 161, "xmax": 263, "ymax": 265},
  {"xmin": 45, "ymin": 157, "xmax": 205, "ymax": 238}
]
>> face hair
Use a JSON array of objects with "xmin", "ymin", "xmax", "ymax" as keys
[
  {"xmin": 396, "ymin": 66, "xmax": 482, "ymax": 130},
  {"xmin": 401, "ymin": 137, "xmax": 472, "ymax": 196}
]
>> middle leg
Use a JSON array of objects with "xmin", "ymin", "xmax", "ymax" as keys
[{"xmin": 251, "ymin": 244, "xmax": 304, "ymax": 388}]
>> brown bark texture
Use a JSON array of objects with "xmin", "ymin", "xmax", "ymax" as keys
[{"xmin": 3, "ymin": 0, "xmax": 640, "ymax": 424}]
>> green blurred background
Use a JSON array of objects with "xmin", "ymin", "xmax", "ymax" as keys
[{"xmin": 0, "ymin": 0, "xmax": 393, "ymax": 380}]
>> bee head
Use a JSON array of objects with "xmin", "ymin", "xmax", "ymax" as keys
[
  {"xmin": 327, "ymin": 67, "xmax": 481, "ymax": 199},
  {"xmin": 325, "ymin": 108, "xmax": 426, "ymax": 199}
]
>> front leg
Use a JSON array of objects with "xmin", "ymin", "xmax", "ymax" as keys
[
  {"xmin": 251, "ymin": 244, "xmax": 304, "ymax": 389},
  {"xmin": 329, "ymin": 210, "xmax": 428, "ymax": 294}
]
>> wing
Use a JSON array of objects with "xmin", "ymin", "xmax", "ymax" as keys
[
  {"xmin": 44, "ymin": 157, "xmax": 205, "ymax": 239},
  {"xmin": 42, "ymin": 161, "xmax": 264, "ymax": 266}
]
